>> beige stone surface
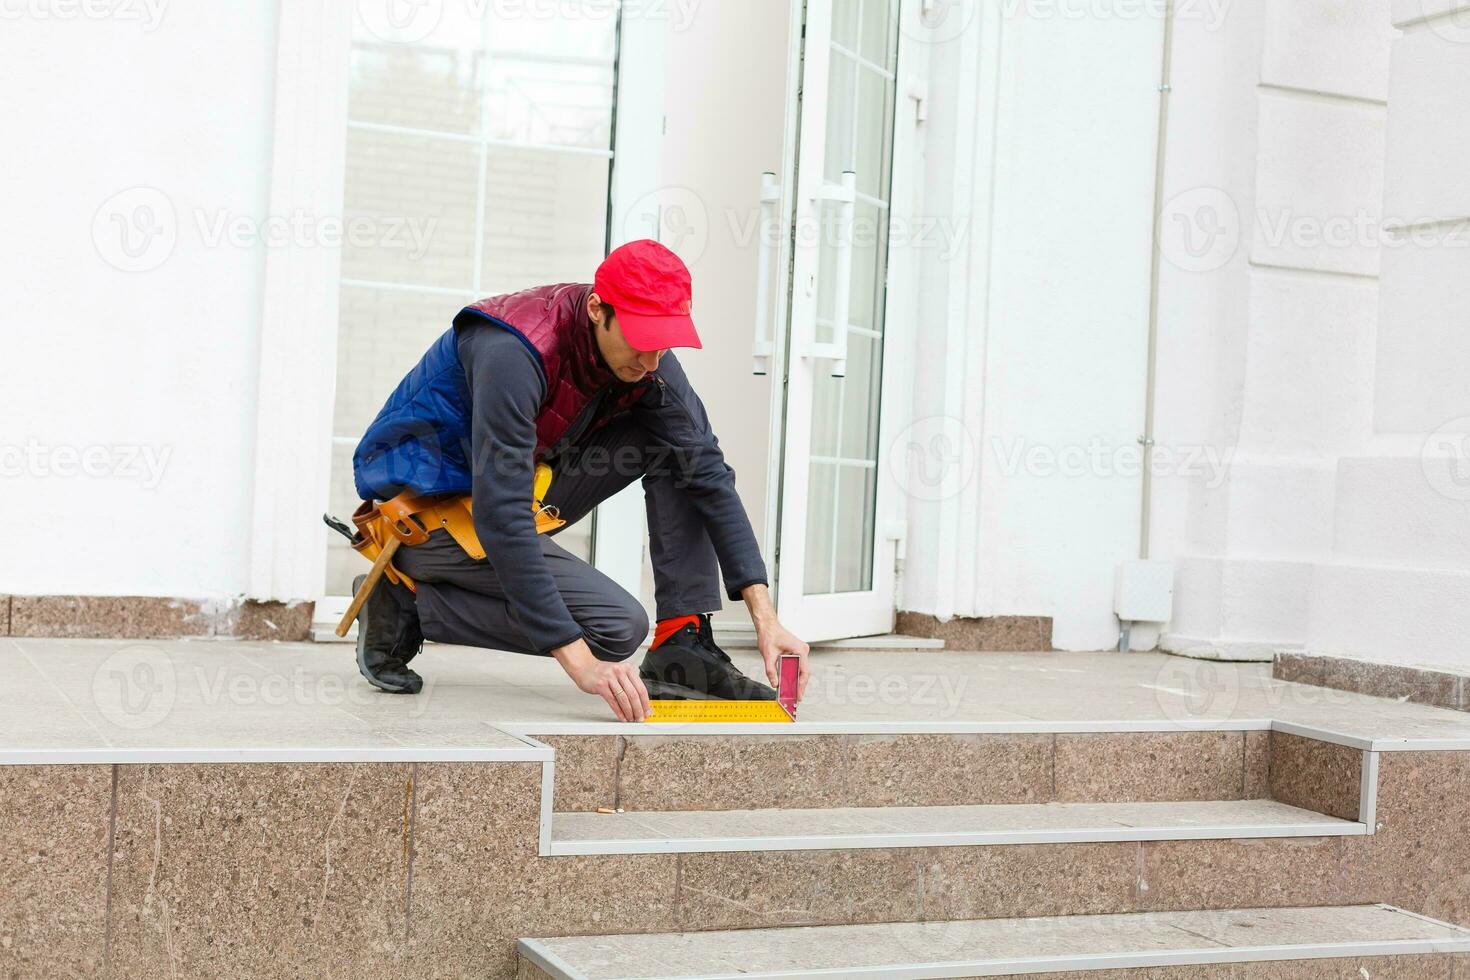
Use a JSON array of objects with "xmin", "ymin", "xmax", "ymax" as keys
[
  {"xmin": 14, "ymin": 642, "xmax": 1470, "ymax": 746},
  {"xmin": 1269, "ymin": 731, "xmax": 1363, "ymax": 821},
  {"xmin": 1354, "ymin": 751, "xmax": 1470, "ymax": 927},
  {"xmin": 843, "ymin": 732, "xmax": 1053, "ymax": 806},
  {"xmin": 1274, "ymin": 651, "xmax": 1328, "ymax": 687},
  {"xmin": 408, "ymin": 762, "xmax": 676, "ymax": 980},
  {"xmin": 1244, "ymin": 729, "xmax": 1271, "ymax": 799},
  {"xmin": 0, "ymin": 764, "xmax": 110, "ymax": 979},
  {"xmin": 1054, "ymin": 732, "xmax": 1245, "ymax": 803},
  {"xmin": 1138, "ymin": 836, "xmax": 1365, "ymax": 912},
  {"xmin": 920, "ymin": 842, "xmax": 1141, "ymax": 920},
  {"xmin": 893, "ymin": 611, "xmax": 1053, "ymax": 651},
  {"xmin": 615, "ymin": 734, "xmax": 848, "ymax": 811},
  {"xmin": 11, "ymin": 595, "xmax": 211, "ymax": 639},
  {"xmin": 1324, "ymin": 658, "xmax": 1464, "ymax": 713},
  {"xmin": 539, "ymin": 735, "xmax": 618, "ymax": 812},
  {"xmin": 8, "ymin": 597, "xmax": 314, "ymax": 641},
  {"xmin": 525, "ymin": 906, "xmax": 1470, "ymax": 979},
  {"xmin": 107, "ymin": 762, "xmax": 412, "ymax": 979},
  {"xmin": 551, "ymin": 799, "xmax": 1358, "ymax": 853},
  {"xmin": 229, "ymin": 599, "xmax": 315, "ymax": 641},
  {"xmin": 995, "ymin": 957, "xmax": 1462, "ymax": 978},
  {"xmin": 1, "ymin": 594, "xmax": 10, "ymax": 636},
  {"xmin": 1276, "ymin": 651, "xmax": 1466, "ymax": 714},
  {"xmin": 675, "ymin": 848, "xmax": 920, "ymax": 930}
]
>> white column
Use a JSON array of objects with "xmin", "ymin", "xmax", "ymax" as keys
[{"xmin": 247, "ymin": 3, "xmax": 354, "ymax": 600}]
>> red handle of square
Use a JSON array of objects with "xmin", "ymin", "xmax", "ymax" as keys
[{"xmin": 777, "ymin": 654, "xmax": 800, "ymax": 719}]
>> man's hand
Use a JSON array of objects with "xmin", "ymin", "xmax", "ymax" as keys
[
  {"xmin": 553, "ymin": 637, "xmax": 651, "ymax": 722},
  {"xmin": 741, "ymin": 583, "xmax": 811, "ymax": 700}
]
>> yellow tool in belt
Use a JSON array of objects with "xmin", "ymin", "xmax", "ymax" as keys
[{"xmin": 333, "ymin": 462, "xmax": 563, "ymax": 638}]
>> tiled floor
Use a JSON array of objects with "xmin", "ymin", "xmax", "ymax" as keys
[{"xmin": 6, "ymin": 637, "xmax": 1470, "ymax": 759}]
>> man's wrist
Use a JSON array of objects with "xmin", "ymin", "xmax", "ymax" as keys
[
  {"xmin": 741, "ymin": 582, "xmax": 779, "ymax": 631},
  {"xmin": 552, "ymin": 636, "xmax": 594, "ymax": 676}
]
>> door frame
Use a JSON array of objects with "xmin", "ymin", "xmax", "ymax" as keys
[{"xmin": 766, "ymin": 0, "xmax": 929, "ymax": 641}]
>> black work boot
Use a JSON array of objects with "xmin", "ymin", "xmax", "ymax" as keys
[
  {"xmin": 639, "ymin": 613, "xmax": 777, "ymax": 701},
  {"xmin": 352, "ymin": 573, "xmax": 424, "ymax": 695}
]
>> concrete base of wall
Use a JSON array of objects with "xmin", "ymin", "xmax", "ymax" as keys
[
  {"xmin": 894, "ymin": 612, "xmax": 1052, "ymax": 651},
  {"xmin": 3, "ymin": 595, "xmax": 315, "ymax": 642}
]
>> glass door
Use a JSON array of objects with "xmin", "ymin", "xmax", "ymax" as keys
[{"xmin": 773, "ymin": 0, "xmax": 914, "ymax": 641}]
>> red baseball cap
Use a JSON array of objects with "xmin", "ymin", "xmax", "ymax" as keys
[{"xmin": 593, "ymin": 239, "xmax": 702, "ymax": 351}]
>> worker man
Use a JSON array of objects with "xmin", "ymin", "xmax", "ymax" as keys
[{"xmin": 348, "ymin": 239, "xmax": 810, "ymax": 721}]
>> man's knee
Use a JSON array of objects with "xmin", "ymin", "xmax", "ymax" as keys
[{"xmin": 584, "ymin": 594, "xmax": 649, "ymax": 661}]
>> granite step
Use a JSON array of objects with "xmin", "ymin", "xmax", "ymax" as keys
[
  {"xmin": 518, "ymin": 905, "xmax": 1470, "ymax": 979},
  {"xmin": 539, "ymin": 729, "xmax": 1301, "ymax": 814},
  {"xmin": 545, "ymin": 798, "xmax": 1363, "ymax": 856}
]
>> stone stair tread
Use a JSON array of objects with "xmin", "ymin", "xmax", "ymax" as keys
[
  {"xmin": 519, "ymin": 905, "xmax": 1470, "ymax": 979},
  {"xmin": 547, "ymin": 798, "xmax": 1362, "ymax": 855}
]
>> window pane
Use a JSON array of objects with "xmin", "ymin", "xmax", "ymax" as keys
[
  {"xmin": 838, "ymin": 332, "xmax": 881, "ymax": 461},
  {"xmin": 804, "ymin": 460, "xmax": 838, "ymax": 594},
  {"xmin": 849, "ymin": 200, "xmax": 884, "ymax": 331},
  {"xmin": 487, "ymin": 54, "xmax": 614, "ymax": 148},
  {"xmin": 833, "ymin": 0, "xmax": 860, "ymax": 50},
  {"xmin": 860, "ymin": 0, "xmax": 894, "ymax": 67},
  {"xmin": 349, "ymin": 44, "xmax": 484, "ymax": 135},
  {"xmin": 834, "ymin": 463, "xmax": 877, "ymax": 592},
  {"xmin": 334, "ymin": 285, "xmax": 462, "ymax": 440},
  {"xmin": 823, "ymin": 48, "xmax": 857, "ymax": 181},
  {"xmin": 855, "ymin": 65, "xmax": 893, "ymax": 200},
  {"xmin": 811, "ymin": 369, "xmax": 843, "ymax": 458},
  {"xmin": 341, "ymin": 129, "xmax": 480, "ymax": 288},
  {"xmin": 481, "ymin": 147, "xmax": 610, "ymax": 292}
]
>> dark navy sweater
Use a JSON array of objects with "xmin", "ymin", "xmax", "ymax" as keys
[{"xmin": 455, "ymin": 324, "xmax": 768, "ymax": 653}]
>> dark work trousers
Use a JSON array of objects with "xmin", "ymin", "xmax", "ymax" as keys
[{"xmin": 394, "ymin": 414, "xmax": 726, "ymax": 662}]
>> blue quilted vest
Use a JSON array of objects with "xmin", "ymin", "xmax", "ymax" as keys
[
  {"xmin": 352, "ymin": 327, "xmax": 476, "ymax": 501},
  {"xmin": 353, "ymin": 282, "xmax": 648, "ymax": 502}
]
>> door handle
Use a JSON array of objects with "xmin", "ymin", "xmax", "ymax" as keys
[
  {"xmin": 808, "ymin": 171, "xmax": 856, "ymax": 378},
  {"xmin": 752, "ymin": 171, "xmax": 782, "ymax": 375}
]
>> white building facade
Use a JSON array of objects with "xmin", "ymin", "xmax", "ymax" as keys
[{"xmin": 2, "ymin": 0, "xmax": 1466, "ymax": 674}]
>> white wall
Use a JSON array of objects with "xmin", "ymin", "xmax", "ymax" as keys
[
  {"xmin": 1156, "ymin": 0, "xmax": 1470, "ymax": 674},
  {"xmin": 0, "ymin": 7, "xmax": 279, "ymax": 599},
  {"xmin": 901, "ymin": 4, "xmax": 1165, "ymax": 650}
]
